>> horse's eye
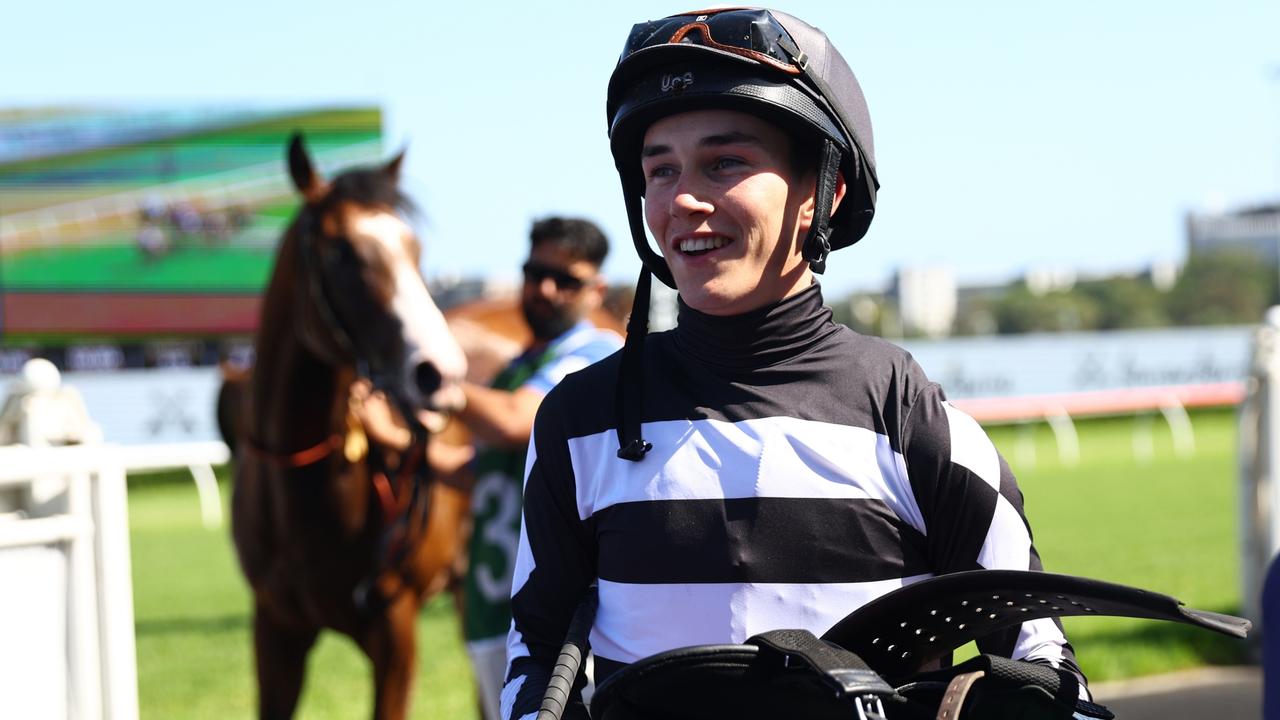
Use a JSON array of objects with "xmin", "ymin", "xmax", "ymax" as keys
[{"xmin": 325, "ymin": 240, "xmax": 359, "ymax": 267}]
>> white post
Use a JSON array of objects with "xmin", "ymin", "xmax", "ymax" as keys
[
  {"xmin": 1159, "ymin": 400, "xmax": 1196, "ymax": 459},
  {"xmin": 93, "ymin": 456, "xmax": 140, "ymax": 720},
  {"xmin": 66, "ymin": 469, "xmax": 104, "ymax": 720},
  {"xmin": 187, "ymin": 462, "xmax": 223, "ymax": 529},
  {"xmin": 1044, "ymin": 406, "xmax": 1080, "ymax": 467}
]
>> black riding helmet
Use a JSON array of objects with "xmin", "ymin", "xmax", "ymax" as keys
[
  {"xmin": 606, "ymin": 8, "xmax": 880, "ymax": 461},
  {"xmin": 606, "ymin": 7, "xmax": 880, "ymax": 283}
]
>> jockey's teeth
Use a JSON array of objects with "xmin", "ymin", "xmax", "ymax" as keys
[{"xmin": 680, "ymin": 236, "xmax": 729, "ymax": 254}]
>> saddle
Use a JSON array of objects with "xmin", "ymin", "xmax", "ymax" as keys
[{"xmin": 579, "ymin": 570, "xmax": 1250, "ymax": 720}]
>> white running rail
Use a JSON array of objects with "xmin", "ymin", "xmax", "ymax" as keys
[{"xmin": 0, "ymin": 441, "xmax": 229, "ymax": 720}]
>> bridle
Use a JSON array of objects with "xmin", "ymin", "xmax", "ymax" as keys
[{"xmin": 249, "ymin": 198, "xmax": 436, "ymax": 611}]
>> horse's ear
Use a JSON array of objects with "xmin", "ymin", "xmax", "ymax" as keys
[
  {"xmin": 384, "ymin": 147, "xmax": 407, "ymax": 182},
  {"xmin": 288, "ymin": 132, "xmax": 322, "ymax": 198}
]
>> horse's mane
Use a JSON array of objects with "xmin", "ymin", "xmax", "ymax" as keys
[{"xmin": 322, "ymin": 165, "xmax": 416, "ymax": 216}]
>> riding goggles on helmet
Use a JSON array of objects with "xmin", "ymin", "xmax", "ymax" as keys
[{"xmin": 619, "ymin": 8, "xmax": 809, "ymax": 78}]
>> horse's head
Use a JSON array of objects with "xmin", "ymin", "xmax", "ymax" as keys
[{"xmin": 284, "ymin": 133, "xmax": 466, "ymax": 414}]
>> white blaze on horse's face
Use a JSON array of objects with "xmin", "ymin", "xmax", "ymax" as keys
[{"xmin": 349, "ymin": 210, "xmax": 467, "ymax": 411}]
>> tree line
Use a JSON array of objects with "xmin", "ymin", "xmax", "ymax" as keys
[{"xmin": 833, "ymin": 250, "xmax": 1279, "ymax": 337}]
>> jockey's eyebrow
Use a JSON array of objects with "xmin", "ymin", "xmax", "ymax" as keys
[
  {"xmin": 641, "ymin": 143, "xmax": 671, "ymax": 159},
  {"xmin": 642, "ymin": 131, "xmax": 763, "ymax": 159}
]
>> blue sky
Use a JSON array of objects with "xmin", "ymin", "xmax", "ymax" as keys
[{"xmin": 6, "ymin": 1, "xmax": 1279, "ymax": 299}]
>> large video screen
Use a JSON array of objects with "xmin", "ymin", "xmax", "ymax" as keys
[{"xmin": 0, "ymin": 106, "xmax": 382, "ymax": 347}]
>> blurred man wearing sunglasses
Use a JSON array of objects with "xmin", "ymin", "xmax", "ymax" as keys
[
  {"xmin": 501, "ymin": 8, "xmax": 1087, "ymax": 720},
  {"xmin": 456, "ymin": 216, "xmax": 621, "ymax": 720}
]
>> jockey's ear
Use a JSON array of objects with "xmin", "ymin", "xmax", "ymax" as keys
[
  {"xmin": 384, "ymin": 147, "xmax": 407, "ymax": 182},
  {"xmin": 287, "ymin": 132, "xmax": 325, "ymax": 202}
]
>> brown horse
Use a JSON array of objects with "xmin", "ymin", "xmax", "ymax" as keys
[{"xmin": 230, "ymin": 134, "xmax": 469, "ymax": 720}]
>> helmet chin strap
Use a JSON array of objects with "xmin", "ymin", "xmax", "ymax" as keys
[
  {"xmin": 612, "ymin": 173, "xmax": 665, "ymax": 461},
  {"xmin": 623, "ymin": 178, "xmax": 677, "ymax": 288},
  {"xmin": 803, "ymin": 139, "xmax": 842, "ymax": 275},
  {"xmin": 615, "ymin": 265, "xmax": 653, "ymax": 461}
]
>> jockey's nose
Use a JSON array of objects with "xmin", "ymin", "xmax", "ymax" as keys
[{"xmin": 413, "ymin": 361, "xmax": 443, "ymax": 397}]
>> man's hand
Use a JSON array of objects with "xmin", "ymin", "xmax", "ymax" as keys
[{"xmin": 349, "ymin": 380, "xmax": 412, "ymax": 451}]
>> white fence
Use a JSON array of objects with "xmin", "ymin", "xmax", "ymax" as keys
[{"xmin": 0, "ymin": 441, "xmax": 229, "ymax": 720}]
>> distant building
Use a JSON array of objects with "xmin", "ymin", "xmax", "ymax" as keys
[
  {"xmin": 1140, "ymin": 260, "xmax": 1180, "ymax": 292},
  {"xmin": 1187, "ymin": 202, "xmax": 1280, "ymax": 262},
  {"xmin": 891, "ymin": 266, "xmax": 957, "ymax": 338},
  {"xmin": 1023, "ymin": 266, "xmax": 1077, "ymax": 296}
]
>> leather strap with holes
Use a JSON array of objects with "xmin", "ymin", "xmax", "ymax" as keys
[{"xmin": 935, "ymin": 670, "xmax": 985, "ymax": 720}]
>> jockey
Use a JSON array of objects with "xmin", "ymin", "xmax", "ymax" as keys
[{"xmin": 501, "ymin": 9, "xmax": 1086, "ymax": 719}]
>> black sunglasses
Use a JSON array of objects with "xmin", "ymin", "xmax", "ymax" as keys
[{"xmin": 522, "ymin": 261, "xmax": 591, "ymax": 292}]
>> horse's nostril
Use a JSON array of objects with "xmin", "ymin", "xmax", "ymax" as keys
[{"xmin": 414, "ymin": 361, "xmax": 443, "ymax": 397}]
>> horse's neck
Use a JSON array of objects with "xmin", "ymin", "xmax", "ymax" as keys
[
  {"xmin": 250, "ymin": 245, "xmax": 349, "ymax": 449},
  {"xmin": 251, "ymin": 333, "xmax": 348, "ymax": 449}
]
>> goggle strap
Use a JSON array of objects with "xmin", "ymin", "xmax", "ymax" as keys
[
  {"xmin": 665, "ymin": 21, "xmax": 803, "ymax": 76},
  {"xmin": 774, "ymin": 33, "xmax": 808, "ymax": 70}
]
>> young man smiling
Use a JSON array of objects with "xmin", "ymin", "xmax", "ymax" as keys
[{"xmin": 500, "ymin": 9, "xmax": 1085, "ymax": 720}]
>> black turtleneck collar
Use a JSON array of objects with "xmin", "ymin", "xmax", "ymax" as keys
[{"xmin": 672, "ymin": 282, "xmax": 841, "ymax": 370}]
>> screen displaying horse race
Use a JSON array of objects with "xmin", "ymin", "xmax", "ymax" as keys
[{"xmin": 0, "ymin": 105, "xmax": 382, "ymax": 352}]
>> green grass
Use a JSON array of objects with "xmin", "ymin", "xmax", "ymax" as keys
[
  {"xmin": 130, "ymin": 475, "xmax": 478, "ymax": 719},
  {"xmin": 984, "ymin": 408, "xmax": 1244, "ymax": 681},
  {"xmin": 127, "ymin": 409, "xmax": 1245, "ymax": 716}
]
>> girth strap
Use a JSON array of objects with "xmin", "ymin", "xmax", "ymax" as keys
[{"xmin": 751, "ymin": 629, "xmax": 895, "ymax": 700}]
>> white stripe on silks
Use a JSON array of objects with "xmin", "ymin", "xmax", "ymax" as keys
[
  {"xmin": 508, "ymin": 503, "xmax": 535, "ymax": 599},
  {"xmin": 566, "ymin": 417, "xmax": 925, "ymax": 532},
  {"xmin": 1013, "ymin": 617, "xmax": 1068, "ymax": 667},
  {"xmin": 942, "ymin": 401, "xmax": 1001, "ymax": 493},
  {"xmin": 521, "ymin": 426, "xmax": 539, "ymax": 492},
  {"xmin": 505, "ymin": 518, "xmax": 533, "ymax": 673},
  {"xmin": 977, "ymin": 495, "xmax": 1032, "ymax": 570},
  {"xmin": 590, "ymin": 575, "xmax": 933, "ymax": 664},
  {"xmin": 499, "ymin": 674, "xmax": 526, "ymax": 720},
  {"xmin": 509, "ymin": 427, "xmax": 537, "ymax": 610},
  {"xmin": 879, "ymin": 430, "xmax": 926, "ymax": 534}
]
